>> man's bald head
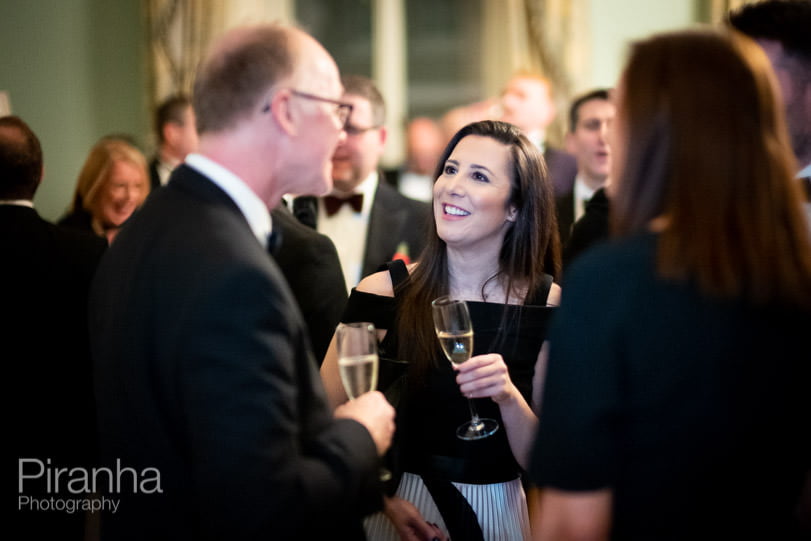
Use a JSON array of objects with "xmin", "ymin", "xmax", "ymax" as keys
[{"xmin": 194, "ymin": 24, "xmax": 303, "ymax": 134}]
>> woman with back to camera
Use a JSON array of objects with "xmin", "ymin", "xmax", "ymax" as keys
[
  {"xmin": 60, "ymin": 137, "xmax": 149, "ymax": 244},
  {"xmin": 529, "ymin": 29, "xmax": 811, "ymax": 540},
  {"xmin": 322, "ymin": 120, "xmax": 561, "ymax": 540}
]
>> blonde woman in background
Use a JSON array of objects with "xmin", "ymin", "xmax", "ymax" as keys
[{"xmin": 60, "ymin": 136, "xmax": 149, "ymax": 243}]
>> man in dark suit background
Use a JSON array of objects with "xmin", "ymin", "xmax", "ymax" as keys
[
  {"xmin": 148, "ymin": 93, "xmax": 198, "ymax": 190},
  {"xmin": 293, "ymin": 75, "xmax": 431, "ymax": 292},
  {"xmin": 89, "ymin": 24, "xmax": 394, "ymax": 540},
  {"xmin": 555, "ymin": 88, "xmax": 614, "ymax": 248},
  {"xmin": 271, "ymin": 203, "xmax": 347, "ymax": 363},
  {"xmin": 499, "ymin": 71, "xmax": 578, "ymax": 197},
  {"xmin": 3, "ymin": 115, "xmax": 106, "ymax": 540}
]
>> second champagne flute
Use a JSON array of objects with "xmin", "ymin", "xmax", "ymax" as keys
[
  {"xmin": 335, "ymin": 322, "xmax": 392, "ymax": 482},
  {"xmin": 431, "ymin": 296, "xmax": 499, "ymax": 440},
  {"xmin": 336, "ymin": 322, "xmax": 379, "ymax": 399}
]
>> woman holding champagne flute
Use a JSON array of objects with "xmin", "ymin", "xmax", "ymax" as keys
[{"xmin": 321, "ymin": 120, "xmax": 561, "ymax": 540}]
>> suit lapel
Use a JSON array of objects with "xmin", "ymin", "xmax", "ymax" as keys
[
  {"xmin": 364, "ymin": 183, "xmax": 408, "ymax": 277},
  {"xmin": 555, "ymin": 191, "xmax": 575, "ymax": 245},
  {"xmin": 292, "ymin": 196, "xmax": 319, "ymax": 229},
  {"xmin": 170, "ymin": 165, "xmax": 241, "ymax": 212},
  {"xmin": 169, "ymin": 164, "xmax": 255, "ymax": 244}
]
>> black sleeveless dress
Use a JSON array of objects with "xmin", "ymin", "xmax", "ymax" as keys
[{"xmin": 342, "ymin": 260, "xmax": 556, "ymax": 541}]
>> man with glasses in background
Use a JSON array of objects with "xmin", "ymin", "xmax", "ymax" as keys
[
  {"xmin": 89, "ymin": 24, "xmax": 395, "ymax": 540},
  {"xmin": 294, "ymin": 74, "xmax": 431, "ymax": 292}
]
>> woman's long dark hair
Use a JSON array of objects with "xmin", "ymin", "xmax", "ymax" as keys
[
  {"xmin": 613, "ymin": 29, "xmax": 811, "ymax": 307},
  {"xmin": 395, "ymin": 120, "xmax": 560, "ymax": 385}
]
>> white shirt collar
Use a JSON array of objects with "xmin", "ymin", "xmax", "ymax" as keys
[
  {"xmin": 574, "ymin": 174, "xmax": 598, "ymax": 200},
  {"xmin": 797, "ymin": 162, "xmax": 811, "ymax": 179},
  {"xmin": 526, "ymin": 131, "xmax": 545, "ymax": 153},
  {"xmin": 356, "ymin": 171, "xmax": 379, "ymax": 215},
  {"xmin": 0, "ymin": 199, "xmax": 34, "ymax": 208},
  {"xmin": 573, "ymin": 174, "xmax": 599, "ymax": 221},
  {"xmin": 185, "ymin": 153, "xmax": 272, "ymax": 248}
]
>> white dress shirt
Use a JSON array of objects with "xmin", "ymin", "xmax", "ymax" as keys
[
  {"xmin": 155, "ymin": 159, "xmax": 178, "ymax": 186},
  {"xmin": 573, "ymin": 175, "xmax": 599, "ymax": 222},
  {"xmin": 398, "ymin": 171, "xmax": 433, "ymax": 203},
  {"xmin": 317, "ymin": 172, "xmax": 379, "ymax": 292}
]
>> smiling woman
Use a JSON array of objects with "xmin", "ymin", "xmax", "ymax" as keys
[
  {"xmin": 59, "ymin": 137, "xmax": 150, "ymax": 243},
  {"xmin": 433, "ymin": 134, "xmax": 518, "ymax": 254},
  {"xmin": 321, "ymin": 120, "xmax": 561, "ymax": 540}
]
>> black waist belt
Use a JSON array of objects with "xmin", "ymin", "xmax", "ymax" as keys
[{"xmin": 407, "ymin": 454, "xmax": 520, "ymax": 485}]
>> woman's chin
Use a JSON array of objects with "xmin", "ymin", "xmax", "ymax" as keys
[{"xmin": 104, "ymin": 213, "xmax": 132, "ymax": 227}]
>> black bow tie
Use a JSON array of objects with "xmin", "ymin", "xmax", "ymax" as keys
[{"xmin": 324, "ymin": 193, "xmax": 364, "ymax": 216}]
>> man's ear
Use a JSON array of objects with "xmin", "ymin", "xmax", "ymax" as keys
[{"xmin": 269, "ymin": 90, "xmax": 296, "ymax": 136}]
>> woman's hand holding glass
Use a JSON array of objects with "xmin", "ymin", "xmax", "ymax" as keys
[
  {"xmin": 431, "ymin": 296, "xmax": 499, "ymax": 440},
  {"xmin": 453, "ymin": 353, "xmax": 518, "ymax": 404}
]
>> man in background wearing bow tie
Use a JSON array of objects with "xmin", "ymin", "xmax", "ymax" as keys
[{"xmin": 294, "ymin": 75, "xmax": 431, "ymax": 292}]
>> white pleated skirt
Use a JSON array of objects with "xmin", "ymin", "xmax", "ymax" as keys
[{"xmin": 364, "ymin": 472, "xmax": 531, "ymax": 541}]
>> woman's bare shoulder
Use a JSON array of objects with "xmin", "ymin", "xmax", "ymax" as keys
[
  {"xmin": 356, "ymin": 269, "xmax": 395, "ymax": 297},
  {"xmin": 356, "ymin": 262, "xmax": 418, "ymax": 298},
  {"xmin": 547, "ymin": 282, "xmax": 562, "ymax": 306}
]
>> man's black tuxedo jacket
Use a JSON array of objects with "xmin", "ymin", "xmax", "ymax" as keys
[
  {"xmin": 3, "ymin": 205, "xmax": 106, "ymax": 538},
  {"xmin": 293, "ymin": 179, "xmax": 431, "ymax": 280},
  {"xmin": 89, "ymin": 165, "xmax": 380, "ymax": 540},
  {"xmin": 555, "ymin": 190, "xmax": 576, "ymax": 248},
  {"xmin": 562, "ymin": 186, "xmax": 611, "ymax": 271},
  {"xmin": 148, "ymin": 156, "xmax": 161, "ymax": 191},
  {"xmin": 271, "ymin": 204, "xmax": 347, "ymax": 363}
]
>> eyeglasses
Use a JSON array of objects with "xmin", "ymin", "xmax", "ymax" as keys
[
  {"xmin": 263, "ymin": 89, "xmax": 354, "ymax": 129},
  {"xmin": 345, "ymin": 124, "xmax": 382, "ymax": 136}
]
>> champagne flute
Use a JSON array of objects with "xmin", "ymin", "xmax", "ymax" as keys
[
  {"xmin": 335, "ymin": 322, "xmax": 392, "ymax": 481},
  {"xmin": 336, "ymin": 322, "xmax": 379, "ymax": 400},
  {"xmin": 431, "ymin": 296, "xmax": 499, "ymax": 440}
]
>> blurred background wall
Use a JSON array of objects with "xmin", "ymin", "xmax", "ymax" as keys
[{"xmin": 1, "ymin": 0, "xmax": 147, "ymax": 222}]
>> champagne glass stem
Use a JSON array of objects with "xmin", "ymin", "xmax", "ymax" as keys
[{"xmin": 467, "ymin": 399, "xmax": 483, "ymax": 429}]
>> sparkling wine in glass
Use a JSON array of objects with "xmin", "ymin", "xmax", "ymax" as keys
[
  {"xmin": 335, "ymin": 322, "xmax": 391, "ymax": 481},
  {"xmin": 431, "ymin": 296, "xmax": 499, "ymax": 440}
]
